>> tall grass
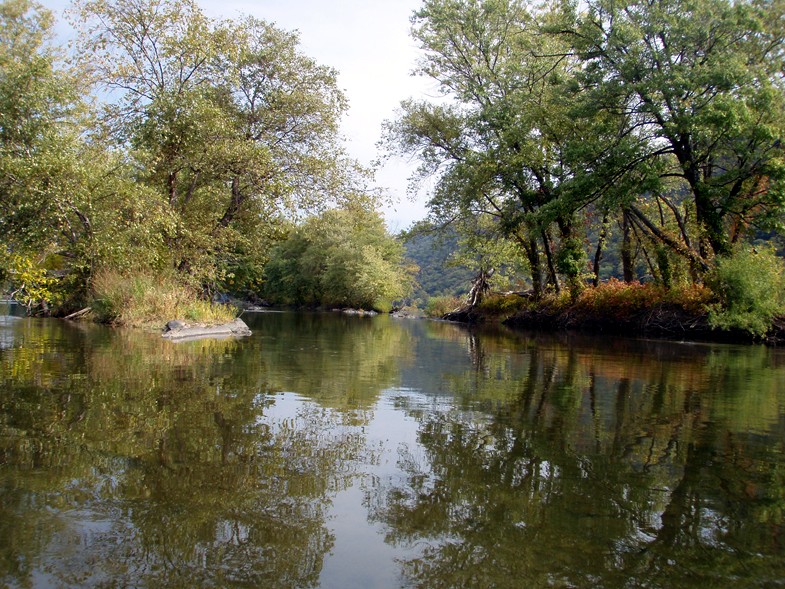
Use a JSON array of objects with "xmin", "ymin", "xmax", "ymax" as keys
[{"xmin": 91, "ymin": 270, "xmax": 237, "ymax": 328}]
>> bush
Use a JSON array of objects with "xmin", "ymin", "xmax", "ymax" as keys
[
  {"xmin": 477, "ymin": 293, "xmax": 531, "ymax": 318},
  {"xmin": 706, "ymin": 246, "xmax": 785, "ymax": 336},
  {"xmin": 91, "ymin": 270, "xmax": 237, "ymax": 328},
  {"xmin": 425, "ymin": 295, "xmax": 462, "ymax": 318},
  {"xmin": 263, "ymin": 208, "xmax": 413, "ymax": 311},
  {"xmin": 571, "ymin": 279, "xmax": 713, "ymax": 320}
]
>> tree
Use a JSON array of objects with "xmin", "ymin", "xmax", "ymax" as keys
[
  {"xmin": 0, "ymin": 0, "xmax": 168, "ymax": 311},
  {"xmin": 71, "ymin": 0, "xmax": 370, "ymax": 289},
  {"xmin": 565, "ymin": 0, "xmax": 785, "ymax": 261},
  {"xmin": 384, "ymin": 0, "xmax": 642, "ymax": 298},
  {"xmin": 387, "ymin": 0, "xmax": 785, "ymax": 301},
  {"xmin": 0, "ymin": 0, "xmax": 78, "ymax": 310},
  {"xmin": 263, "ymin": 207, "xmax": 414, "ymax": 311}
]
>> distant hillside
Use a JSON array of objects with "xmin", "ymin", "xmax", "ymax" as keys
[{"xmin": 403, "ymin": 229, "xmax": 474, "ymax": 301}]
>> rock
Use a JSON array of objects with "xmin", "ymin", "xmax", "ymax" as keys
[
  {"xmin": 162, "ymin": 318, "xmax": 252, "ymax": 341},
  {"xmin": 164, "ymin": 319, "xmax": 187, "ymax": 332},
  {"xmin": 392, "ymin": 308, "xmax": 425, "ymax": 319}
]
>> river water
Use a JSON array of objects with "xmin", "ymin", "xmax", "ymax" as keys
[{"xmin": 1, "ymin": 309, "xmax": 784, "ymax": 588}]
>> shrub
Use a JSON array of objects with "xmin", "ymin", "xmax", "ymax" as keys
[
  {"xmin": 706, "ymin": 246, "xmax": 785, "ymax": 337},
  {"xmin": 477, "ymin": 293, "xmax": 531, "ymax": 318},
  {"xmin": 0, "ymin": 251, "xmax": 60, "ymax": 313},
  {"xmin": 425, "ymin": 295, "xmax": 463, "ymax": 318},
  {"xmin": 91, "ymin": 270, "xmax": 237, "ymax": 328},
  {"xmin": 571, "ymin": 279, "xmax": 713, "ymax": 320}
]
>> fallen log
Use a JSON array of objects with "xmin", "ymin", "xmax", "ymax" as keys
[{"xmin": 64, "ymin": 307, "xmax": 92, "ymax": 320}]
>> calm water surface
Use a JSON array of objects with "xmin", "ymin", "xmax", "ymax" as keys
[{"xmin": 1, "ymin": 310, "xmax": 784, "ymax": 588}]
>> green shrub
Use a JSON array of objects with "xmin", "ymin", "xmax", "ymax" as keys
[
  {"xmin": 425, "ymin": 295, "xmax": 462, "ymax": 318},
  {"xmin": 91, "ymin": 270, "xmax": 237, "ymax": 328},
  {"xmin": 477, "ymin": 293, "xmax": 531, "ymax": 318},
  {"xmin": 707, "ymin": 246, "xmax": 785, "ymax": 336}
]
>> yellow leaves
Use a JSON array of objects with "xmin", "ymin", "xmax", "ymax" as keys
[{"xmin": 0, "ymin": 250, "xmax": 60, "ymax": 310}]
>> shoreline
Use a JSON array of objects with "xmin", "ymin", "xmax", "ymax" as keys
[{"xmin": 443, "ymin": 301, "xmax": 785, "ymax": 346}]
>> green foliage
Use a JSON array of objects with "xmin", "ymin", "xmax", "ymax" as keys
[
  {"xmin": 707, "ymin": 246, "xmax": 785, "ymax": 336},
  {"xmin": 91, "ymin": 269, "xmax": 237, "ymax": 328},
  {"xmin": 386, "ymin": 0, "xmax": 785, "ymax": 298},
  {"xmin": 476, "ymin": 292, "xmax": 530, "ymax": 319},
  {"xmin": 67, "ymin": 0, "xmax": 366, "ymax": 290},
  {"xmin": 450, "ymin": 213, "xmax": 531, "ymax": 292},
  {"xmin": 556, "ymin": 236, "xmax": 589, "ymax": 298},
  {"xmin": 403, "ymin": 224, "xmax": 474, "ymax": 299},
  {"xmin": 0, "ymin": 0, "xmax": 386, "ymax": 319},
  {"xmin": 263, "ymin": 207, "xmax": 414, "ymax": 311},
  {"xmin": 424, "ymin": 295, "xmax": 462, "ymax": 318}
]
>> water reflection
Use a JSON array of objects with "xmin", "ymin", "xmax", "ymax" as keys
[
  {"xmin": 370, "ymin": 332, "xmax": 785, "ymax": 588},
  {"xmin": 0, "ymin": 313, "xmax": 783, "ymax": 588},
  {"xmin": 0, "ymin": 317, "xmax": 369, "ymax": 588}
]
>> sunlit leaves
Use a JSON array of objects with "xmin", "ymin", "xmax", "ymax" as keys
[
  {"xmin": 68, "ymin": 0, "xmax": 369, "ymax": 291},
  {"xmin": 263, "ymin": 207, "xmax": 413, "ymax": 311}
]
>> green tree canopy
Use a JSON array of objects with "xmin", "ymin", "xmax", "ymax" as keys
[
  {"xmin": 385, "ymin": 0, "xmax": 785, "ymax": 299},
  {"xmin": 69, "ymin": 0, "xmax": 371, "ymax": 289},
  {"xmin": 263, "ymin": 207, "xmax": 414, "ymax": 311},
  {"xmin": 566, "ymin": 0, "xmax": 785, "ymax": 258},
  {"xmin": 1, "ymin": 0, "xmax": 397, "ymax": 316}
]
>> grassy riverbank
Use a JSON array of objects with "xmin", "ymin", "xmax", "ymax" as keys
[
  {"xmin": 438, "ymin": 280, "xmax": 785, "ymax": 344},
  {"xmin": 89, "ymin": 270, "xmax": 237, "ymax": 329}
]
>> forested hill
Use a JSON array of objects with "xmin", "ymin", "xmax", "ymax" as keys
[{"xmin": 403, "ymin": 229, "xmax": 473, "ymax": 300}]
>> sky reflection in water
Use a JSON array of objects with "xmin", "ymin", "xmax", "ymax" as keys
[{"xmin": 1, "ymin": 310, "xmax": 784, "ymax": 588}]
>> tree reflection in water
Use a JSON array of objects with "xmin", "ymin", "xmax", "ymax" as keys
[
  {"xmin": 367, "ymin": 328, "xmax": 785, "ymax": 588},
  {"xmin": 0, "ymin": 317, "xmax": 376, "ymax": 588},
  {"xmin": 0, "ymin": 314, "xmax": 784, "ymax": 588}
]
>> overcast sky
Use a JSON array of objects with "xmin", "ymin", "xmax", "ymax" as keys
[{"xmin": 44, "ymin": 0, "xmax": 436, "ymax": 231}]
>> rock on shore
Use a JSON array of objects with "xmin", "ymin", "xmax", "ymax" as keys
[{"xmin": 162, "ymin": 318, "xmax": 252, "ymax": 341}]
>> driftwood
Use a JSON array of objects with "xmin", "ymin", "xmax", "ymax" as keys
[
  {"xmin": 64, "ymin": 307, "xmax": 92, "ymax": 320},
  {"xmin": 442, "ymin": 269, "xmax": 496, "ymax": 323},
  {"xmin": 465, "ymin": 268, "xmax": 495, "ymax": 307}
]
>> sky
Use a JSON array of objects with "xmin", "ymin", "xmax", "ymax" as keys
[{"xmin": 44, "ymin": 0, "xmax": 437, "ymax": 231}]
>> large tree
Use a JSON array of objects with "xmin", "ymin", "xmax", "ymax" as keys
[
  {"xmin": 387, "ymin": 0, "xmax": 785, "ymax": 297},
  {"xmin": 1, "ymin": 0, "xmax": 170, "ymax": 310},
  {"xmin": 385, "ymin": 0, "xmax": 644, "ymax": 297},
  {"xmin": 567, "ymin": 0, "xmax": 785, "ymax": 261},
  {"xmin": 71, "ymin": 0, "xmax": 371, "ymax": 289}
]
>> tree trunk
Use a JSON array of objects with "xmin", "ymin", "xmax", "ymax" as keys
[
  {"xmin": 593, "ymin": 215, "xmax": 608, "ymax": 287},
  {"xmin": 621, "ymin": 211, "xmax": 635, "ymax": 283},
  {"xmin": 217, "ymin": 176, "xmax": 244, "ymax": 229},
  {"xmin": 541, "ymin": 229, "xmax": 561, "ymax": 293},
  {"xmin": 688, "ymin": 168, "xmax": 729, "ymax": 259},
  {"xmin": 466, "ymin": 268, "xmax": 495, "ymax": 307},
  {"xmin": 524, "ymin": 237, "xmax": 542, "ymax": 299}
]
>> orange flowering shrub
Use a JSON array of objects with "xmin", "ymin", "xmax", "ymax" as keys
[{"xmin": 573, "ymin": 279, "xmax": 712, "ymax": 319}]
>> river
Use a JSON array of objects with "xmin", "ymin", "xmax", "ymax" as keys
[{"xmin": 1, "ymin": 309, "xmax": 784, "ymax": 588}]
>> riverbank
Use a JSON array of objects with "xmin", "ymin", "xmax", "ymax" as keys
[{"xmin": 442, "ymin": 283, "xmax": 785, "ymax": 345}]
